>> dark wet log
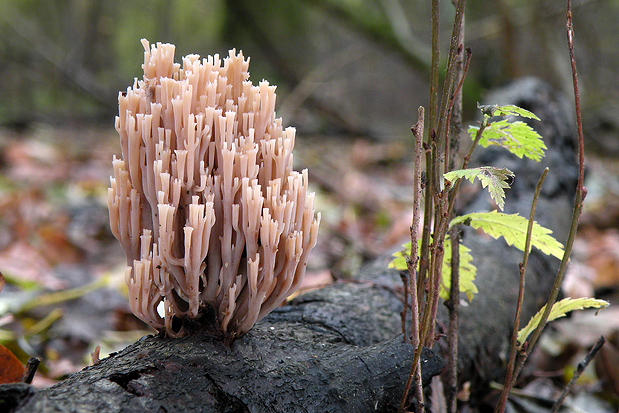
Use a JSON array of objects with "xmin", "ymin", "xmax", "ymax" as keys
[{"xmin": 2, "ymin": 278, "xmax": 443, "ymax": 413}]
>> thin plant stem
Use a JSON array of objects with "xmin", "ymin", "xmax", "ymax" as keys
[
  {"xmin": 400, "ymin": 272, "xmax": 410, "ymax": 341},
  {"xmin": 399, "ymin": 107, "xmax": 426, "ymax": 413},
  {"xmin": 418, "ymin": 140, "xmax": 434, "ymax": 307},
  {"xmin": 510, "ymin": 0, "xmax": 587, "ymax": 389},
  {"xmin": 444, "ymin": 47, "xmax": 472, "ymax": 171},
  {"xmin": 420, "ymin": 0, "xmax": 468, "ymax": 350},
  {"xmin": 550, "ymin": 336, "xmax": 605, "ymax": 413},
  {"xmin": 418, "ymin": 0, "xmax": 441, "ymax": 306},
  {"xmin": 422, "ymin": 188, "xmax": 450, "ymax": 347},
  {"xmin": 567, "ymin": 0, "xmax": 586, "ymax": 180},
  {"xmin": 445, "ymin": 119, "xmax": 486, "ymax": 222},
  {"xmin": 409, "ymin": 106, "xmax": 426, "ymax": 347},
  {"xmin": 514, "ymin": 183, "xmax": 585, "ymax": 380},
  {"xmin": 417, "ymin": 138, "xmax": 435, "ymax": 351},
  {"xmin": 435, "ymin": 0, "xmax": 468, "ymax": 162},
  {"xmin": 429, "ymin": 0, "xmax": 440, "ymax": 134},
  {"xmin": 443, "ymin": 43, "xmax": 460, "ymax": 176},
  {"xmin": 461, "ymin": 120, "xmax": 486, "ymax": 170},
  {"xmin": 495, "ymin": 168, "xmax": 549, "ymax": 412},
  {"xmin": 20, "ymin": 357, "xmax": 41, "ymax": 384},
  {"xmin": 449, "ymin": 47, "xmax": 472, "ymax": 127},
  {"xmin": 443, "ymin": 40, "xmax": 468, "ymax": 413},
  {"xmin": 446, "ymin": 225, "xmax": 460, "ymax": 412}
]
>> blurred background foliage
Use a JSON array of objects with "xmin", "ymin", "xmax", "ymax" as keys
[{"xmin": 1, "ymin": 0, "xmax": 618, "ymax": 146}]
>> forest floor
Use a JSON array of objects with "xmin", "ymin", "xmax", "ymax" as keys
[{"xmin": 0, "ymin": 124, "xmax": 618, "ymax": 411}]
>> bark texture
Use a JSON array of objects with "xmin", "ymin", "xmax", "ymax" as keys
[{"xmin": 2, "ymin": 279, "xmax": 443, "ymax": 413}]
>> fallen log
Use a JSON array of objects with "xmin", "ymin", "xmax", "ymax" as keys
[{"xmin": 1, "ymin": 277, "xmax": 443, "ymax": 413}]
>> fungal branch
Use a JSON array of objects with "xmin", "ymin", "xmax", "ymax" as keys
[{"xmin": 109, "ymin": 40, "xmax": 320, "ymax": 338}]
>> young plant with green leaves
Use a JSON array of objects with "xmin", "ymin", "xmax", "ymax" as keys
[
  {"xmin": 391, "ymin": 1, "xmax": 602, "ymax": 411},
  {"xmin": 391, "ymin": 102, "xmax": 608, "ymax": 412},
  {"xmin": 391, "ymin": 103, "xmax": 580, "ymax": 306}
]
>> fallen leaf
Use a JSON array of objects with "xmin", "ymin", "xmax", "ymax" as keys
[
  {"xmin": 91, "ymin": 345, "xmax": 101, "ymax": 365},
  {"xmin": 585, "ymin": 228, "xmax": 619, "ymax": 289},
  {"xmin": 0, "ymin": 343, "xmax": 25, "ymax": 384},
  {"xmin": 299, "ymin": 269, "xmax": 333, "ymax": 291},
  {"xmin": 0, "ymin": 242, "xmax": 66, "ymax": 290}
]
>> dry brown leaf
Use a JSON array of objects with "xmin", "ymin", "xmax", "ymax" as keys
[
  {"xmin": 0, "ymin": 242, "xmax": 68, "ymax": 290},
  {"xmin": 571, "ymin": 226, "xmax": 619, "ymax": 290},
  {"xmin": 4, "ymin": 139, "xmax": 67, "ymax": 185},
  {"xmin": 299, "ymin": 269, "xmax": 333, "ymax": 291},
  {"xmin": 91, "ymin": 345, "xmax": 101, "ymax": 366},
  {"xmin": 0, "ymin": 343, "xmax": 25, "ymax": 384},
  {"xmin": 37, "ymin": 223, "xmax": 83, "ymax": 265}
]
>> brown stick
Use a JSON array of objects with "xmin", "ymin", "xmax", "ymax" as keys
[
  {"xmin": 399, "ymin": 107, "xmax": 426, "ymax": 413},
  {"xmin": 20, "ymin": 357, "xmax": 41, "ymax": 385},
  {"xmin": 550, "ymin": 336, "xmax": 605, "ymax": 412},
  {"xmin": 445, "ymin": 225, "xmax": 461, "ymax": 412}
]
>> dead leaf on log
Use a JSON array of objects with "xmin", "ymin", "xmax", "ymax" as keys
[{"xmin": 0, "ymin": 343, "xmax": 25, "ymax": 384}]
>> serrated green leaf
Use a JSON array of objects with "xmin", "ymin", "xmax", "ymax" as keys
[
  {"xmin": 388, "ymin": 241, "xmax": 413, "ymax": 271},
  {"xmin": 449, "ymin": 211, "xmax": 564, "ymax": 259},
  {"xmin": 481, "ymin": 104, "xmax": 541, "ymax": 120},
  {"xmin": 468, "ymin": 120, "xmax": 546, "ymax": 161},
  {"xmin": 517, "ymin": 297, "xmax": 609, "ymax": 345},
  {"xmin": 388, "ymin": 239, "xmax": 478, "ymax": 302},
  {"xmin": 440, "ymin": 239, "xmax": 477, "ymax": 302},
  {"xmin": 444, "ymin": 167, "xmax": 514, "ymax": 210},
  {"xmin": 388, "ymin": 242, "xmax": 411, "ymax": 271}
]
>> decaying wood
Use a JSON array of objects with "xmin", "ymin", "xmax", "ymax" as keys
[{"xmin": 2, "ymin": 278, "xmax": 443, "ymax": 413}]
